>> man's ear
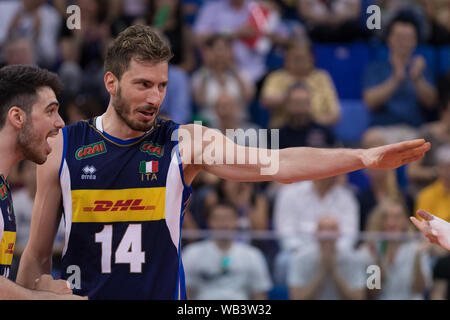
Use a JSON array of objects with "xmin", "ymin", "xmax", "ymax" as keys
[
  {"xmin": 8, "ymin": 106, "xmax": 27, "ymax": 130},
  {"xmin": 104, "ymin": 72, "xmax": 119, "ymax": 96}
]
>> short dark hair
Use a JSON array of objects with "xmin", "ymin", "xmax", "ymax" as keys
[
  {"xmin": 104, "ymin": 25, "xmax": 173, "ymax": 80},
  {"xmin": 0, "ymin": 65, "xmax": 63, "ymax": 130},
  {"xmin": 204, "ymin": 33, "xmax": 233, "ymax": 48},
  {"xmin": 386, "ymin": 11, "xmax": 421, "ymax": 41},
  {"xmin": 206, "ymin": 200, "xmax": 238, "ymax": 221}
]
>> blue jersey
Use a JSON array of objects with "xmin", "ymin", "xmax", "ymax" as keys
[
  {"xmin": 60, "ymin": 116, "xmax": 192, "ymax": 299},
  {"xmin": 0, "ymin": 175, "xmax": 16, "ymax": 279}
]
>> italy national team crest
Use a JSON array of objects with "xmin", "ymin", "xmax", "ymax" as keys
[{"xmin": 139, "ymin": 161, "xmax": 158, "ymax": 181}]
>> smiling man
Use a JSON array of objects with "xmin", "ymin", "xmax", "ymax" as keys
[
  {"xmin": 17, "ymin": 25, "xmax": 431, "ymax": 300},
  {"xmin": 0, "ymin": 65, "xmax": 85, "ymax": 299}
]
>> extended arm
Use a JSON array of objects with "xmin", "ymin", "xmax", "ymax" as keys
[
  {"xmin": 16, "ymin": 132, "xmax": 64, "ymax": 288},
  {"xmin": 180, "ymin": 124, "xmax": 430, "ymax": 185}
]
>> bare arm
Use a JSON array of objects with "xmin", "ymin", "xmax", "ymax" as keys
[
  {"xmin": 16, "ymin": 132, "xmax": 64, "ymax": 288},
  {"xmin": 251, "ymin": 291, "xmax": 267, "ymax": 300},
  {"xmin": 179, "ymin": 124, "xmax": 430, "ymax": 186},
  {"xmin": 0, "ymin": 276, "xmax": 85, "ymax": 300},
  {"xmin": 363, "ymin": 75, "xmax": 402, "ymax": 110}
]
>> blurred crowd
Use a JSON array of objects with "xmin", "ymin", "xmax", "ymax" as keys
[{"xmin": 2, "ymin": 0, "xmax": 450, "ymax": 300}]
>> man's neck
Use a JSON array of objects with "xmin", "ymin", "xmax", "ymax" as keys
[
  {"xmin": 0, "ymin": 129, "xmax": 23, "ymax": 177},
  {"xmin": 102, "ymin": 106, "xmax": 151, "ymax": 140}
]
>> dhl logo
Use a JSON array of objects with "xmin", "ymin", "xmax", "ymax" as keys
[
  {"xmin": 72, "ymin": 188, "xmax": 165, "ymax": 223},
  {"xmin": 0, "ymin": 231, "xmax": 15, "ymax": 265},
  {"xmin": 140, "ymin": 141, "xmax": 164, "ymax": 157},
  {"xmin": 83, "ymin": 199, "xmax": 155, "ymax": 212},
  {"xmin": 76, "ymin": 141, "xmax": 107, "ymax": 160},
  {"xmin": 0, "ymin": 184, "xmax": 7, "ymax": 200},
  {"xmin": 5, "ymin": 243, "xmax": 14, "ymax": 255}
]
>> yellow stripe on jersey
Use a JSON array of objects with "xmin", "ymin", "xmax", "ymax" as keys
[
  {"xmin": 71, "ymin": 188, "xmax": 166, "ymax": 223},
  {"xmin": 0, "ymin": 231, "xmax": 16, "ymax": 265}
]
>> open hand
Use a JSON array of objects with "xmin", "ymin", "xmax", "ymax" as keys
[
  {"xmin": 410, "ymin": 210, "xmax": 450, "ymax": 250},
  {"xmin": 34, "ymin": 274, "xmax": 72, "ymax": 295},
  {"xmin": 361, "ymin": 139, "xmax": 430, "ymax": 170}
]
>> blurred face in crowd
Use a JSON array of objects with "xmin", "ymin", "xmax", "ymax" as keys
[
  {"xmin": 208, "ymin": 205, "xmax": 238, "ymax": 231},
  {"xmin": 285, "ymin": 46, "xmax": 314, "ymax": 77},
  {"xmin": 285, "ymin": 87, "xmax": 311, "ymax": 119},
  {"xmin": 4, "ymin": 38, "xmax": 34, "ymax": 66},
  {"xmin": 388, "ymin": 22, "xmax": 417, "ymax": 59},
  {"xmin": 215, "ymin": 94, "xmax": 242, "ymax": 127},
  {"xmin": 18, "ymin": 87, "xmax": 65, "ymax": 165},
  {"xmin": 111, "ymin": 58, "xmax": 168, "ymax": 132},
  {"xmin": 316, "ymin": 216, "xmax": 339, "ymax": 248},
  {"xmin": 210, "ymin": 38, "xmax": 233, "ymax": 71},
  {"xmin": 382, "ymin": 202, "xmax": 408, "ymax": 233}
]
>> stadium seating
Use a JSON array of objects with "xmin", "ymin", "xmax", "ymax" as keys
[
  {"xmin": 313, "ymin": 43, "xmax": 371, "ymax": 99},
  {"xmin": 333, "ymin": 99, "xmax": 370, "ymax": 145}
]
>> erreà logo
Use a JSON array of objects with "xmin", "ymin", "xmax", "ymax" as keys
[
  {"xmin": 76, "ymin": 141, "xmax": 107, "ymax": 160},
  {"xmin": 140, "ymin": 141, "xmax": 164, "ymax": 157}
]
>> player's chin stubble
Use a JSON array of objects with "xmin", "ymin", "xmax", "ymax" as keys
[
  {"xmin": 17, "ymin": 119, "xmax": 47, "ymax": 165},
  {"xmin": 113, "ymin": 87, "xmax": 156, "ymax": 132}
]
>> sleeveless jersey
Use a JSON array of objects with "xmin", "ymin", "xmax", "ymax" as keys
[
  {"xmin": 60, "ymin": 117, "xmax": 192, "ymax": 299},
  {"xmin": 0, "ymin": 175, "xmax": 16, "ymax": 279}
]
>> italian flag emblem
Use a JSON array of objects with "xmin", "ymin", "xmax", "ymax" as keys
[{"xmin": 140, "ymin": 161, "xmax": 159, "ymax": 174}]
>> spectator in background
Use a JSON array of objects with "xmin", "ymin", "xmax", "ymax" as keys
[
  {"xmin": 183, "ymin": 202, "xmax": 272, "ymax": 300},
  {"xmin": 277, "ymin": 82, "xmax": 336, "ymax": 149},
  {"xmin": 214, "ymin": 93, "xmax": 260, "ymax": 137},
  {"xmin": 261, "ymin": 40, "xmax": 340, "ymax": 128},
  {"xmin": 141, "ymin": 0, "xmax": 196, "ymax": 72},
  {"xmin": 408, "ymin": 94, "xmax": 450, "ymax": 196},
  {"xmin": 415, "ymin": 144, "xmax": 450, "ymax": 223},
  {"xmin": 359, "ymin": 198, "xmax": 432, "ymax": 300},
  {"xmin": 274, "ymin": 175, "xmax": 359, "ymax": 254},
  {"xmin": 288, "ymin": 216, "xmax": 366, "ymax": 300},
  {"xmin": 357, "ymin": 128, "xmax": 403, "ymax": 231},
  {"xmin": 2, "ymin": 37, "xmax": 35, "ymax": 66},
  {"xmin": 420, "ymin": 0, "xmax": 450, "ymax": 45},
  {"xmin": 159, "ymin": 64, "xmax": 192, "ymax": 124},
  {"xmin": 193, "ymin": 0, "xmax": 280, "ymax": 82},
  {"xmin": 297, "ymin": 0, "xmax": 365, "ymax": 43},
  {"xmin": 214, "ymin": 180, "xmax": 269, "ymax": 232},
  {"xmin": 58, "ymin": 37, "xmax": 83, "ymax": 98},
  {"xmin": 0, "ymin": 0, "xmax": 61, "ymax": 69},
  {"xmin": 431, "ymin": 254, "xmax": 450, "ymax": 300},
  {"xmin": 64, "ymin": 96, "xmax": 105, "ymax": 124},
  {"xmin": 192, "ymin": 34, "xmax": 255, "ymax": 126},
  {"xmin": 363, "ymin": 13, "xmax": 438, "ymax": 143}
]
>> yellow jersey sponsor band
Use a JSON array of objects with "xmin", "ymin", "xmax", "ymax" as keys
[
  {"xmin": 0, "ymin": 231, "xmax": 15, "ymax": 266},
  {"xmin": 71, "ymin": 187, "xmax": 166, "ymax": 223}
]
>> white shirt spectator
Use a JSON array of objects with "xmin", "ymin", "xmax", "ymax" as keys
[
  {"xmin": 191, "ymin": 67, "xmax": 252, "ymax": 125},
  {"xmin": 183, "ymin": 240, "xmax": 272, "ymax": 300},
  {"xmin": 194, "ymin": 0, "xmax": 278, "ymax": 82},
  {"xmin": 274, "ymin": 180, "xmax": 359, "ymax": 252},
  {"xmin": 288, "ymin": 243, "xmax": 367, "ymax": 300},
  {"xmin": 358, "ymin": 241, "xmax": 432, "ymax": 300}
]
